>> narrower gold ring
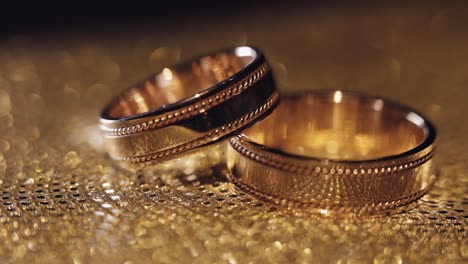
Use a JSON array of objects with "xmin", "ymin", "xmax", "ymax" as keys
[
  {"xmin": 100, "ymin": 46, "xmax": 279, "ymax": 168},
  {"xmin": 227, "ymin": 90, "xmax": 437, "ymax": 215}
]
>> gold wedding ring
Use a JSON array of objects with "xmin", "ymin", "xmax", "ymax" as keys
[
  {"xmin": 100, "ymin": 46, "xmax": 279, "ymax": 168},
  {"xmin": 227, "ymin": 90, "xmax": 437, "ymax": 214}
]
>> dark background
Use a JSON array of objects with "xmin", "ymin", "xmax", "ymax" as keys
[{"xmin": 0, "ymin": 0, "xmax": 380, "ymax": 35}]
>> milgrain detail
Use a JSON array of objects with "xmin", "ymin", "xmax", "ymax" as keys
[
  {"xmin": 230, "ymin": 138, "xmax": 434, "ymax": 177},
  {"xmin": 114, "ymin": 91, "xmax": 280, "ymax": 164},
  {"xmin": 226, "ymin": 171, "xmax": 435, "ymax": 214},
  {"xmin": 105, "ymin": 63, "xmax": 270, "ymax": 136}
]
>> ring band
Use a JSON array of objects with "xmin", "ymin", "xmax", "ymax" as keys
[
  {"xmin": 227, "ymin": 90, "xmax": 437, "ymax": 215},
  {"xmin": 100, "ymin": 46, "xmax": 279, "ymax": 168}
]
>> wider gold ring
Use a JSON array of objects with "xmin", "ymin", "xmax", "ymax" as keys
[
  {"xmin": 227, "ymin": 90, "xmax": 437, "ymax": 215},
  {"xmin": 100, "ymin": 46, "xmax": 279, "ymax": 168}
]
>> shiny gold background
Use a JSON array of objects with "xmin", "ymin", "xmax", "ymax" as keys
[{"xmin": 0, "ymin": 2, "xmax": 466, "ymax": 263}]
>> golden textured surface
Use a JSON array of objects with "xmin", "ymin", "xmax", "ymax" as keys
[{"xmin": 0, "ymin": 2, "xmax": 467, "ymax": 263}]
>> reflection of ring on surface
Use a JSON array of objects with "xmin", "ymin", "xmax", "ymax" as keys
[
  {"xmin": 227, "ymin": 90, "xmax": 437, "ymax": 215},
  {"xmin": 100, "ymin": 46, "xmax": 279, "ymax": 168}
]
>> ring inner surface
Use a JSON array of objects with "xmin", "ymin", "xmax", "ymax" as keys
[
  {"xmin": 107, "ymin": 47, "xmax": 257, "ymax": 119},
  {"xmin": 243, "ymin": 92, "xmax": 428, "ymax": 160}
]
